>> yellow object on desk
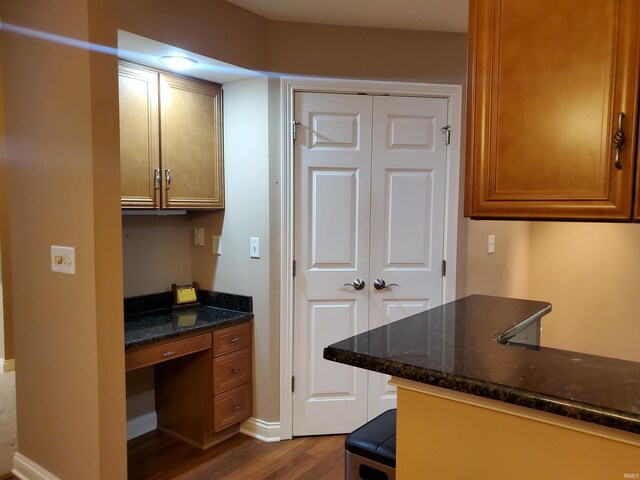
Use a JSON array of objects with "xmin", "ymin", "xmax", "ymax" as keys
[{"xmin": 176, "ymin": 286, "xmax": 197, "ymax": 304}]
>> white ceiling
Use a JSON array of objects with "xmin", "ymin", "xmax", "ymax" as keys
[
  {"xmin": 225, "ymin": 0, "xmax": 468, "ymax": 33},
  {"xmin": 118, "ymin": 31, "xmax": 262, "ymax": 84}
]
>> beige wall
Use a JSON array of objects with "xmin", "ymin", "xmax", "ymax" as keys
[
  {"xmin": 268, "ymin": 21, "xmax": 467, "ymax": 84},
  {"xmin": 191, "ymin": 76, "xmax": 277, "ymax": 421},
  {"xmin": 466, "ymin": 220, "xmax": 531, "ymax": 298},
  {"xmin": 466, "ymin": 220, "xmax": 640, "ymax": 363},
  {"xmin": 2, "ymin": 0, "xmax": 126, "ymax": 478},
  {"xmin": 529, "ymin": 223, "xmax": 640, "ymax": 362},
  {"xmin": 122, "ymin": 216, "xmax": 193, "ymax": 297}
]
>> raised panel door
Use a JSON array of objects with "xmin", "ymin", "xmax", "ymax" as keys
[
  {"xmin": 293, "ymin": 92, "xmax": 372, "ymax": 435},
  {"xmin": 465, "ymin": 0, "xmax": 640, "ymax": 219},
  {"xmin": 118, "ymin": 62, "xmax": 160, "ymax": 208},
  {"xmin": 160, "ymin": 74, "xmax": 224, "ymax": 209}
]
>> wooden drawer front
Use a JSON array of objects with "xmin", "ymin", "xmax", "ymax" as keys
[
  {"xmin": 125, "ymin": 334, "xmax": 212, "ymax": 371},
  {"xmin": 213, "ymin": 322, "xmax": 251, "ymax": 357},
  {"xmin": 213, "ymin": 347, "xmax": 252, "ymax": 394},
  {"xmin": 213, "ymin": 383, "xmax": 252, "ymax": 432}
]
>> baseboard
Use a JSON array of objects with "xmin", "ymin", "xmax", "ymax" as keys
[
  {"xmin": 239, "ymin": 417, "xmax": 281, "ymax": 443},
  {"xmin": 126, "ymin": 412, "xmax": 157, "ymax": 441},
  {"xmin": 13, "ymin": 453, "xmax": 61, "ymax": 480},
  {"xmin": 1, "ymin": 358, "xmax": 15, "ymax": 372}
]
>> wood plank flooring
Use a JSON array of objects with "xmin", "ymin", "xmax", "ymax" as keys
[{"xmin": 128, "ymin": 430, "xmax": 345, "ymax": 480}]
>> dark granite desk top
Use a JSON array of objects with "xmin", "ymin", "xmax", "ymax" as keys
[
  {"xmin": 323, "ymin": 295, "xmax": 640, "ymax": 435},
  {"xmin": 124, "ymin": 290, "xmax": 253, "ymax": 349},
  {"xmin": 125, "ymin": 306, "xmax": 253, "ymax": 349}
]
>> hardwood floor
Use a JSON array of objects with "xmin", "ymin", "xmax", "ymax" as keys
[{"xmin": 128, "ymin": 430, "xmax": 345, "ymax": 480}]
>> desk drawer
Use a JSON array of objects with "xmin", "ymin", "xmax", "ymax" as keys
[
  {"xmin": 213, "ymin": 322, "xmax": 251, "ymax": 357},
  {"xmin": 213, "ymin": 347, "xmax": 252, "ymax": 394},
  {"xmin": 125, "ymin": 333, "xmax": 212, "ymax": 371},
  {"xmin": 213, "ymin": 383, "xmax": 252, "ymax": 432}
]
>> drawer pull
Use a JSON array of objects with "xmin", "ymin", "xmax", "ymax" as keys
[
  {"xmin": 231, "ymin": 337, "xmax": 241, "ymax": 343},
  {"xmin": 231, "ymin": 404, "xmax": 241, "ymax": 410},
  {"xmin": 231, "ymin": 368, "xmax": 240, "ymax": 374},
  {"xmin": 162, "ymin": 351, "xmax": 176, "ymax": 357}
]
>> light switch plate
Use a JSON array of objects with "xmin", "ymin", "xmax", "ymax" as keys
[
  {"xmin": 488, "ymin": 234, "xmax": 496, "ymax": 254},
  {"xmin": 212, "ymin": 235, "xmax": 221, "ymax": 255},
  {"xmin": 51, "ymin": 245, "xmax": 76, "ymax": 275},
  {"xmin": 194, "ymin": 227, "xmax": 205, "ymax": 247},
  {"xmin": 250, "ymin": 237, "xmax": 260, "ymax": 258}
]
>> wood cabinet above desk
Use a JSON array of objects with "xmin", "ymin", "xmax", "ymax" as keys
[{"xmin": 118, "ymin": 61, "xmax": 225, "ymax": 211}]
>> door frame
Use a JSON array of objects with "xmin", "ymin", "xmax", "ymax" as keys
[{"xmin": 278, "ymin": 76, "xmax": 463, "ymax": 440}]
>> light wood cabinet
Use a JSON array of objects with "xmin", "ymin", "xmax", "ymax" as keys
[
  {"xmin": 118, "ymin": 61, "xmax": 225, "ymax": 210},
  {"xmin": 118, "ymin": 62, "xmax": 160, "ymax": 208},
  {"xmin": 128, "ymin": 321, "xmax": 253, "ymax": 449},
  {"xmin": 465, "ymin": 0, "xmax": 640, "ymax": 220}
]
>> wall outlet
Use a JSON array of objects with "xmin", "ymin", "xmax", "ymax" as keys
[
  {"xmin": 51, "ymin": 245, "xmax": 76, "ymax": 275},
  {"xmin": 212, "ymin": 235, "xmax": 222, "ymax": 255},
  {"xmin": 488, "ymin": 234, "xmax": 496, "ymax": 254},
  {"xmin": 250, "ymin": 237, "xmax": 260, "ymax": 258},
  {"xmin": 194, "ymin": 227, "xmax": 205, "ymax": 246}
]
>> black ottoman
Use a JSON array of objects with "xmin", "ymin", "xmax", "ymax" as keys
[{"xmin": 345, "ymin": 409, "xmax": 396, "ymax": 480}]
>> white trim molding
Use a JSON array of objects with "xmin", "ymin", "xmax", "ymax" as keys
[
  {"xmin": 13, "ymin": 453, "xmax": 61, "ymax": 480},
  {"xmin": 126, "ymin": 412, "xmax": 157, "ymax": 441},
  {"xmin": 239, "ymin": 417, "xmax": 281, "ymax": 443},
  {"xmin": 279, "ymin": 76, "xmax": 463, "ymax": 440},
  {"xmin": 1, "ymin": 358, "xmax": 15, "ymax": 372}
]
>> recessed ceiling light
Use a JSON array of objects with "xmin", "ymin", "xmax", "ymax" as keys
[{"xmin": 159, "ymin": 55, "xmax": 198, "ymax": 71}]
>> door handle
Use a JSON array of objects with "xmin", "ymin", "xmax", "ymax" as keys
[
  {"xmin": 343, "ymin": 278, "xmax": 365, "ymax": 291},
  {"xmin": 373, "ymin": 278, "xmax": 399, "ymax": 291},
  {"xmin": 165, "ymin": 169, "xmax": 172, "ymax": 190}
]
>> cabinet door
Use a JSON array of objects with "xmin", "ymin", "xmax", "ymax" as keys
[
  {"xmin": 465, "ymin": 0, "xmax": 640, "ymax": 220},
  {"xmin": 118, "ymin": 62, "xmax": 160, "ymax": 208},
  {"xmin": 159, "ymin": 74, "xmax": 224, "ymax": 209}
]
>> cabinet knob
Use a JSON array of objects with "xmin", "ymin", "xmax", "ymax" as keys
[
  {"xmin": 231, "ymin": 404, "xmax": 241, "ymax": 411},
  {"xmin": 231, "ymin": 368, "xmax": 240, "ymax": 374},
  {"xmin": 162, "ymin": 351, "xmax": 175, "ymax": 358},
  {"xmin": 231, "ymin": 337, "xmax": 240, "ymax": 343}
]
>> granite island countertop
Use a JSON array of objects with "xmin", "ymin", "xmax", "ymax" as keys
[
  {"xmin": 124, "ymin": 290, "xmax": 253, "ymax": 349},
  {"xmin": 323, "ymin": 295, "xmax": 640, "ymax": 435}
]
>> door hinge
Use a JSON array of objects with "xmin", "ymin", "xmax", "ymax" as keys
[
  {"xmin": 292, "ymin": 376, "xmax": 295, "ymax": 392},
  {"xmin": 292, "ymin": 260, "xmax": 296, "ymax": 278},
  {"xmin": 442, "ymin": 259, "xmax": 447, "ymax": 277},
  {"xmin": 292, "ymin": 121, "xmax": 300, "ymax": 142},
  {"xmin": 441, "ymin": 125, "xmax": 451, "ymax": 145}
]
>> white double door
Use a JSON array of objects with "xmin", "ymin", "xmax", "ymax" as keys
[{"xmin": 293, "ymin": 92, "xmax": 449, "ymax": 436}]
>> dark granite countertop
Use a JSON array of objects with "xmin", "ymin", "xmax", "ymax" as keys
[
  {"xmin": 323, "ymin": 295, "xmax": 640, "ymax": 435},
  {"xmin": 124, "ymin": 290, "xmax": 253, "ymax": 350}
]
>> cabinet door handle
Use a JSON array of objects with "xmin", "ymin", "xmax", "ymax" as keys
[
  {"xmin": 165, "ymin": 169, "xmax": 172, "ymax": 190},
  {"xmin": 162, "ymin": 351, "xmax": 175, "ymax": 358},
  {"xmin": 154, "ymin": 168, "xmax": 161, "ymax": 189},
  {"xmin": 231, "ymin": 404, "xmax": 241, "ymax": 411},
  {"xmin": 231, "ymin": 368, "xmax": 240, "ymax": 374},
  {"xmin": 231, "ymin": 337, "xmax": 240, "ymax": 343},
  {"xmin": 613, "ymin": 112, "xmax": 625, "ymax": 170}
]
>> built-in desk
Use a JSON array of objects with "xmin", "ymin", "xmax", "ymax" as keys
[{"xmin": 125, "ymin": 292, "xmax": 253, "ymax": 449}]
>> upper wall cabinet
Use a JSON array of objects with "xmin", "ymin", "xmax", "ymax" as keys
[
  {"xmin": 465, "ymin": 0, "xmax": 640, "ymax": 220},
  {"xmin": 118, "ymin": 61, "xmax": 225, "ymax": 210},
  {"xmin": 119, "ymin": 62, "xmax": 160, "ymax": 208}
]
